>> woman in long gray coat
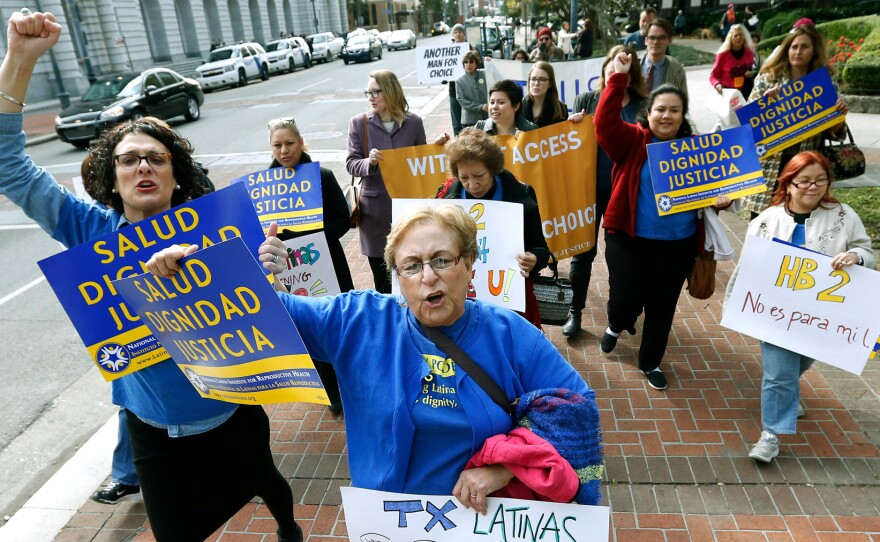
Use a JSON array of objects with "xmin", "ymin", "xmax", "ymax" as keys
[
  {"xmin": 455, "ymin": 50, "xmax": 488, "ymax": 129},
  {"xmin": 346, "ymin": 70, "xmax": 427, "ymax": 292}
]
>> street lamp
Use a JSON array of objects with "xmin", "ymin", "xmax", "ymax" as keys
[{"xmin": 310, "ymin": 0, "xmax": 319, "ymax": 34}]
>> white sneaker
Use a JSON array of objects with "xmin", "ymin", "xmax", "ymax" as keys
[
  {"xmin": 749, "ymin": 430, "xmax": 779, "ymax": 463},
  {"xmin": 797, "ymin": 401, "xmax": 805, "ymax": 418}
]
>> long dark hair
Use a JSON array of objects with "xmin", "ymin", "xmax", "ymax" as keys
[
  {"xmin": 86, "ymin": 117, "xmax": 207, "ymax": 212},
  {"xmin": 638, "ymin": 84, "xmax": 693, "ymax": 139}
]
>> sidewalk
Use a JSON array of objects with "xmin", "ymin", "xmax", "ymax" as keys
[{"xmin": 8, "ymin": 58, "xmax": 880, "ymax": 541}]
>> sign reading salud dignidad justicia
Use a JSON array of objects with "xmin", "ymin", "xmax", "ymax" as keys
[
  {"xmin": 734, "ymin": 67, "xmax": 844, "ymax": 158},
  {"xmin": 37, "ymin": 183, "xmax": 268, "ymax": 381},
  {"xmin": 232, "ymin": 162, "xmax": 325, "ymax": 235},
  {"xmin": 647, "ymin": 125, "xmax": 765, "ymax": 215}
]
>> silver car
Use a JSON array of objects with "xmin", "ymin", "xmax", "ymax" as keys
[{"xmin": 387, "ymin": 29, "xmax": 417, "ymax": 51}]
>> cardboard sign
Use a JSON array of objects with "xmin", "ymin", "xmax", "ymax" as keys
[
  {"xmin": 277, "ymin": 232, "xmax": 341, "ymax": 297},
  {"xmin": 416, "ymin": 43, "xmax": 469, "ymax": 84},
  {"xmin": 734, "ymin": 67, "xmax": 844, "ymax": 158},
  {"xmin": 38, "ymin": 183, "xmax": 266, "ymax": 381},
  {"xmin": 380, "ymin": 121, "xmax": 598, "ymax": 260},
  {"xmin": 232, "ymin": 163, "xmax": 324, "ymax": 234},
  {"xmin": 114, "ymin": 237, "xmax": 329, "ymax": 405},
  {"xmin": 391, "ymin": 199, "xmax": 526, "ymax": 312},
  {"xmin": 722, "ymin": 236, "xmax": 880, "ymax": 375},
  {"xmin": 484, "ymin": 57, "xmax": 605, "ymax": 115},
  {"xmin": 341, "ymin": 487, "xmax": 611, "ymax": 542},
  {"xmin": 647, "ymin": 126, "xmax": 765, "ymax": 215}
]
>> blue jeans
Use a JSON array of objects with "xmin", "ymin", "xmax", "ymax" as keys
[
  {"xmin": 112, "ymin": 410, "xmax": 139, "ymax": 486},
  {"xmin": 760, "ymin": 342, "xmax": 814, "ymax": 435}
]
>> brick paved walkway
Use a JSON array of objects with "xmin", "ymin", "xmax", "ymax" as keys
[{"xmin": 54, "ymin": 208, "xmax": 880, "ymax": 541}]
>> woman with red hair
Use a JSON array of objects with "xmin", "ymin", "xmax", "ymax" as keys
[{"xmin": 735, "ymin": 151, "xmax": 874, "ymax": 464}]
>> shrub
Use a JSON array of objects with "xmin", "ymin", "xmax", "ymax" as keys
[{"xmin": 842, "ymin": 49, "xmax": 880, "ymax": 95}]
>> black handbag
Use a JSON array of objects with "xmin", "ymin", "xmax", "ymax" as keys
[
  {"xmin": 820, "ymin": 124, "xmax": 865, "ymax": 181},
  {"xmin": 531, "ymin": 254, "xmax": 573, "ymax": 326}
]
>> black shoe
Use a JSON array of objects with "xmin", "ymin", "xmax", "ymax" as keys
[
  {"xmin": 90, "ymin": 481, "xmax": 140, "ymax": 504},
  {"xmin": 328, "ymin": 403, "xmax": 342, "ymax": 416},
  {"xmin": 278, "ymin": 524, "xmax": 303, "ymax": 542},
  {"xmin": 599, "ymin": 331, "xmax": 619, "ymax": 353},
  {"xmin": 643, "ymin": 369, "xmax": 668, "ymax": 390},
  {"xmin": 562, "ymin": 310, "xmax": 582, "ymax": 337}
]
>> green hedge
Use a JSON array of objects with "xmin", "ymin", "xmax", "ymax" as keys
[{"xmin": 755, "ymin": 16, "xmax": 880, "ymax": 95}]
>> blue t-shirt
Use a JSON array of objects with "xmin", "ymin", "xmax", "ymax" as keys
[{"xmin": 635, "ymin": 158, "xmax": 697, "ymax": 240}]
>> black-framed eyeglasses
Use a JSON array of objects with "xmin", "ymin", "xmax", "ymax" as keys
[
  {"xmin": 268, "ymin": 116, "xmax": 296, "ymax": 130},
  {"xmin": 395, "ymin": 255, "xmax": 462, "ymax": 277},
  {"xmin": 529, "ymin": 77, "xmax": 549, "ymax": 84},
  {"xmin": 791, "ymin": 179, "xmax": 829, "ymax": 188},
  {"xmin": 364, "ymin": 89, "xmax": 382, "ymax": 99},
  {"xmin": 113, "ymin": 152, "xmax": 172, "ymax": 170}
]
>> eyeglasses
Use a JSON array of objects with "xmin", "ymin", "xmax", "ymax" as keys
[
  {"xmin": 395, "ymin": 255, "xmax": 461, "ymax": 277},
  {"xmin": 646, "ymin": 35, "xmax": 669, "ymax": 42},
  {"xmin": 267, "ymin": 116, "xmax": 296, "ymax": 130},
  {"xmin": 364, "ymin": 89, "xmax": 382, "ymax": 99},
  {"xmin": 791, "ymin": 179, "xmax": 829, "ymax": 188},
  {"xmin": 529, "ymin": 77, "xmax": 549, "ymax": 84},
  {"xmin": 114, "ymin": 152, "xmax": 172, "ymax": 170}
]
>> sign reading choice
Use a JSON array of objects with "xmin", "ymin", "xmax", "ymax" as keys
[
  {"xmin": 232, "ymin": 163, "xmax": 324, "ymax": 234},
  {"xmin": 391, "ymin": 199, "xmax": 526, "ymax": 312},
  {"xmin": 341, "ymin": 487, "xmax": 610, "ymax": 542},
  {"xmin": 416, "ymin": 43, "xmax": 468, "ymax": 84},
  {"xmin": 38, "ymin": 183, "xmax": 267, "ymax": 381},
  {"xmin": 735, "ymin": 67, "xmax": 844, "ymax": 158},
  {"xmin": 722, "ymin": 236, "xmax": 880, "ymax": 376},
  {"xmin": 647, "ymin": 126, "xmax": 765, "ymax": 215},
  {"xmin": 114, "ymin": 237, "xmax": 328, "ymax": 405}
]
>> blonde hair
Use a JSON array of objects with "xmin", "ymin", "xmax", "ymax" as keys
[
  {"xmin": 384, "ymin": 204, "xmax": 478, "ymax": 272},
  {"xmin": 718, "ymin": 24, "xmax": 755, "ymax": 54},
  {"xmin": 369, "ymin": 70, "xmax": 409, "ymax": 125}
]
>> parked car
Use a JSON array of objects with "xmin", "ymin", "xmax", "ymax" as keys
[
  {"xmin": 377, "ymin": 30, "xmax": 392, "ymax": 48},
  {"xmin": 432, "ymin": 21, "xmax": 450, "ymax": 35},
  {"xmin": 347, "ymin": 27, "xmax": 367, "ymax": 40},
  {"xmin": 289, "ymin": 36, "xmax": 313, "ymax": 66},
  {"xmin": 387, "ymin": 29, "xmax": 417, "ymax": 51},
  {"xmin": 341, "ymin": 35, "xmax": 383, "ymax": 64},
  {"xmin": 264, "ymin": 37, "xmax": 310, "ymax": 73},
  {"xmin": 195, "ymin": 42, "xmax": 269, "ymax": 91},
  {"xmin": 307, "ymin": 31, "xmax": 344, "ymax": 63},
  {"xmin": 55, "ymin": 68, "xmax": 204, "ymax": 148}
]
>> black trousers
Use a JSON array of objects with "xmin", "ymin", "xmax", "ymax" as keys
[
  {"xmin": 603, "ymin": 231, "xmax": 695, "ymax": 372},
  {"xmin": 126, "ymin": 405, "xmax": 297, "ymax": 541},
  {"xmin": 568, "ymin": 194, "xmax": 609, "ymax": 312},
  {"xmin": 368, "ymin": 255, "xmax": 392, "ymax": 293}
]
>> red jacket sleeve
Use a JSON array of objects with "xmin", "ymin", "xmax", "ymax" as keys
[{"xmin": 594, "ymin": 72, "xmax": 642, "ymax": 166}]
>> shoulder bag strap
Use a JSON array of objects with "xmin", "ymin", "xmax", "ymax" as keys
[{"xmin": 419, "ymin": 323, "xmax": 516, "ymax": 419}]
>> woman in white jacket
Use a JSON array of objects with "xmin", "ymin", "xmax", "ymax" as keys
[{"xmin": 741, "ymin": 151, "xmax": 875, "ymax": 464}]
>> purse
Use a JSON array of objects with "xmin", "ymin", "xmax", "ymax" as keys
[
  {"xmin": 820, "ymin": 124, "xmax": 866, "ymax": 181},
  {"xmin": 347, "ymin": 113, "xmax": 369, "ymax": 227},
  {"xmin": 687, "ymin": 250, "xmax": 717, "ymax": 300},
  {"xmin": 531, "ymin": 254, "xmax": 573, "ymax": 326}
]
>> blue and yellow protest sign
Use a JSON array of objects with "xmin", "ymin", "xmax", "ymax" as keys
[
  {"xmin": 233, "ymin": 163, "xmax": 324, "ymax": 234},
  {"xmin": 114, "ymin": 237, "xmax": 328, "ymax": 406},
  {"xmin": 647, "ymin": 126, "xmax": 765, "ymax": 215},
  {"xmin": 735, "ymin": 67, "xmax": 844, "ymax": 158},
  {"xmin": 37, "ymin": 183, "xmax": 266, "ymax": 382}
]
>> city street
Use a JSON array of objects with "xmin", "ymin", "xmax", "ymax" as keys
[{"xmin": 0, "ymin": 33, "xmax": 453, "ymax": 520}]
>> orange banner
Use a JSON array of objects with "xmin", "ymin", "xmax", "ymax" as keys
[{"xmin": 380, "ymin": 120, "xmax": 597, "ymax": 259}]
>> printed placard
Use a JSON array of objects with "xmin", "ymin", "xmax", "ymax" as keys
[
  {"xmin": 391, "ymin": 199, "xmax": 526, "ymax": 312},
  {"xmin": 232, "ymin": 163, "xmax": 324, "ymax": 234},
  {"xmin": 647, "ymin": 126, "xmax": 765, "ymax": 215},
  {"xmin": 416, "ymin": 43, "xmax": 468, "ymax": 84},
  {"xmin": 277, "ymin": 232, "xmax": 341, "ymax": 297},
  {"xmin": 114, "ymin": 237, "xmax": 329, "ymax": 405},
  {"xmin": 340, "ymin": 486, "xmax": 611, "ymax": 542},
  {"xmin": 722, "ymin": 236, "xmax": 880, "ymax": 375},
  {"xmin": 734, "ymin": 67, "xmax": 844, "ymax": 158},
  {"xmin": 380, "ymin": 120, "xmax": 598, "ymax": 260},
  {"xmin": 37, "ymin": 183, "xmax": 266, "ymax": 381}
]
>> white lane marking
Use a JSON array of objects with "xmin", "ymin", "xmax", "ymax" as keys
[
  {"xmin": 0, "ymin": 224, "xmax": 41, "ymax": 230},
  {"xmin": 0, "ymin": 276, "xmax": 46, "ymax": 308}
]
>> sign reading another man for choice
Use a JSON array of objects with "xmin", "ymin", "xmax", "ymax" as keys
[
  {"xmin": 416, "ymin": 43, "xmax": 469, "ymax": 84},
  {"xmin": 114, "ymin": 237, "xmax": 328, "ymax": 406},
  {"xmin": 722, "ymin": 236, "xmax": 880, "ymax": 376}
]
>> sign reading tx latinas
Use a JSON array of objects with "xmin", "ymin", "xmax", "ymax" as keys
[
  {"xmin": 341, "ymin": 487, "xmax": 610, "ymax": 542},
  {"xmin": 38, "ymin": 183, "xmax": 266, "ymax": 382},
  {"xmin": 647, "ymin": 126, "xmax": 765, "ymax": 215},
  {"xmin": 233, "ymin": 163, "xmax": 324, "ymax": 235},
  {"xmin": 114, "ymin": 237, "xmax": 328, "ymax": 405},
  {"xmin": 416, "ymin": 43, "xmax": 468, "ymax": 84},
  {"xmin": 735, "ymin": 67, "xmax": 844, "ymax": 158},
  {"xmin": 722, "ymin": 236, "xmax": 880, "ymax": 376}
]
